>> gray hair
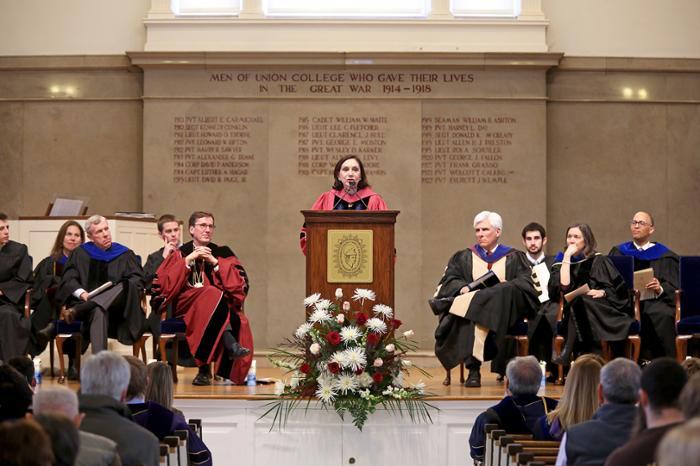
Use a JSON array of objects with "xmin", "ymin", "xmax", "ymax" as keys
[
  {"xmin": 506, "ymin": 355, "xmax": 542, "ymax": 396},
  {"xmin": 32, "ymin": 386, "xmax": 79, "ymax": 418},
  {"xmin": 80, "ymin": 351, "xmax": 130, "ymax": 401},
  {"xmin": 473, "ymin": 211, "xmax": 503, "ymax": 231},
  {"xmin": 600, "ymin": 357, "xmax": 641, "ymax": 404},
  {"xmin": 84, "ymin": 215, "xmax": 106, "ymax": 235}
]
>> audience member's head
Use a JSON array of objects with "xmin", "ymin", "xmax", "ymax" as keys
[
  {"xmin": 125, "ymin": 355, "xmax": 148, "ymax": 402},
  {"xmin": 80, "ymin": 351, "xmax": 130, "ymax": 402},
  {"xmin": 656, "ymin": 417, "xmax": 700, "ymax": 466},
  {"xmin": 505, "ymin": 355, "xmax": 541, "ymax": 397},
  {"xmin": 0, "ymin": 364, "xmax": 33, "ymax": 420},
  {"xmin": 681, "ymin": 357, "xmax": 700, "ymax": 378},
  {"xmin": 33, "ymin": 413, "xmax": 80, "ymax": 466},
  {"xmin": 146, "ymin": 361, "xmax": 175, "ymax": 410},
  {"xmin": 680, "ymin": 372, "xmax": 700, "ymax": 419},
  {"xmin": 600, "ymin": 357, "xmax": 641, "ymax": 405},
  {"xmin": 547, "ymin": 353, "xmax": 604, "ymax": 430},
  {"xmin": 33, "ymin": 386, "xmax": 83, "ymax": 426},
  {"xmin": 7, "ymin": 355, "xmax": 35, "ymax": 388},
  {"xmin": 0, "ymin": 417, "xmax": 54, "ymax": 466},
  {"xmin": 640, "ymin": 357, "xmax": 687, "ymax": 415}
]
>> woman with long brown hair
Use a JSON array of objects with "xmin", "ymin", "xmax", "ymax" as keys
[
  {"xmin": 29, "ymin": 221, "xmax": 85, "ymax": 355},
  {"xmin": 549, "ymin": 223, "xmax": 632, "ymax": 364}
]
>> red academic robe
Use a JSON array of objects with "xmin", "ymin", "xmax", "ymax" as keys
[
  {"xmin": 299, "ymin": 187, "xmax": 388, "ymax": 254},
  {"xmin": 156, "ymin": 242, "xmax": 253, "ymax": 384}
]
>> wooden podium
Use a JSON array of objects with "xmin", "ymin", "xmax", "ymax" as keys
[{"xmin": 302, "ymin": 210, "xmax": 399, "ymax": 309}]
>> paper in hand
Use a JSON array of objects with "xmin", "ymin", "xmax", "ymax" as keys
[
  {"xmin": 634, "ymin": 268, "xmax": 656, "ymax": 301},
  {"xmin": 564, "ymin": 284, "xmax": 590, "ymax": 303}
]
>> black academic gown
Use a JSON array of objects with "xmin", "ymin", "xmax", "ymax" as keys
[
  {"xmin": 57, "ymin": 245, "xmax": 146, "ymax": 346},
  {"xmin": 433, "ymin": 247, "xmax": 538, "ymax": 374},
  {"xmin": 143, "ymin": 248, "xmax": 166, "ymax": 337},
  {"xmin": 0, "ymin": 240, "xmax": 33, "ymax": 361},
  {"xmin": 29, "ymin": 256, "xmax": 65, "ymax": 354},
  {"xmin": 609, "ymin": 244, "xmax": 679, "ymax": 358},
  {"xmin": 549, "ymin": 254, "xmax": 632, "ymax": 349},
  {"xmin": 526, "ymin": 256, "xmax": 560, "ymax": 363}
]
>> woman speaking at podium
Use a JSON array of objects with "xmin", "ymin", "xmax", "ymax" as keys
[{"xmin": 300, "ymin": 155, "xmax": 387, "ymax": 253}]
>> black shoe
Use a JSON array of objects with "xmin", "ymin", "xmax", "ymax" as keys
[
  {"xmin": 464, "ymin": 368, "xmax": 481, "ymax": 388},
  {"xmin": 226, "ymin": 341, "xmax": 251, "ymax": 360},
  {"xmin": 66, "ymin": 364, "xmax": 78, "ymax": 381},
  {"xmin": 552, "ymin": 345, "xmax": 573, "ymax": 366},
  {"xmin": 192, "ymin": 372, "xmax": 212, "ymax": 386},
  {"xmin": 35, "ymin": 322, "xmax": 56, "ymax": 349}
]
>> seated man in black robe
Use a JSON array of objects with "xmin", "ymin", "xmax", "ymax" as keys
[
  {"xmin": 609, "ymin": 211, "xmax": 679, "ymax": 359},
  {"xmin": 57, "ymin": 215, "xmax": 146, "ymax": 354},
  {"xmin": 432, "ymin": 211, "xmax": 539, "ymax": 387},
  {"xmin": 520, "ymin": 222, "xmax": 559, "ymax": 379},
  {"xmin": 0, "ymin": 212, "xmax": 35, "ymax": 362},
  {"xmin": 469, "ymin": 356, "xmax": 557, "ymax": 464}
]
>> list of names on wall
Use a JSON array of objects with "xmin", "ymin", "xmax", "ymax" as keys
[
  {"xmin": 421, "ymin": 115, "xmax": 516, "ymax": 185},
  {"xmin": 172, "ymin": 115, "xmax": 264, "ymax": 184},
  {"xmin": 297, "ymin": 114, "xmax": 389, "ymax": 177}
]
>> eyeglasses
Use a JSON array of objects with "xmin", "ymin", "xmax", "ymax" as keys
[
  {"xmin": 630, "ymin": 220, "xmax": 651, "ymax": 227},
  {"xmin": 194, "ymin": 223, "xmax": 216, "ymax": 230}
]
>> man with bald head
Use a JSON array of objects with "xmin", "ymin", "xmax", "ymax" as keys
[{"xmin": 609, "ymin": 211, "xmax": 679, "ymax": 359}]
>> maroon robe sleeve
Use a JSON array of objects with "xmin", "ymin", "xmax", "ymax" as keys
[
  {"xmin": 300, "ymin": 191, "xmax": 336, "ymax": 255},
  {"xmin": 155, "ymin": 250, "xmax": 188, "ymax": 305}
]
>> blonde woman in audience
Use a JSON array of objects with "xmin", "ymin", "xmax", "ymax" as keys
[
  {"xmin": 146, "ymin": 361, "xmax": 184, "ymax": 418},
  {"xmin": 656, "ymin": 417, "xmax": 700, "ymax": 466},
  {"xmin": 535, "ymin": 353, "xmax": 604, "ymax": 440}
]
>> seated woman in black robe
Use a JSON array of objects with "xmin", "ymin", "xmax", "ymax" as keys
[
  {"xmin": 31, "ymin": 221, "xmax": 85, "ymax": 348},
  {"xmin": 549, "ymin": 223, "xmax": 632, "ymax": 364}
]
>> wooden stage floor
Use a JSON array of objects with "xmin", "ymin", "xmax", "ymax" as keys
[{"xmin": 48, "ymin": 365, "xmax": 564, "ymax": 401}]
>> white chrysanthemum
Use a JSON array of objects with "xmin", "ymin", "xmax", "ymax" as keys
[
  {"xmin": 317, "ymin": 372, "xmax": 334, "ymax": 387},
  {"xmin": 365, "ymin": 318, "xmax": 388, "ymax": 334},
  {"xmin": 316, "ymin": 384, "xmax": 337, "ymax": 403},
  {"xmin": 334, "ymin": 374, "xmax": 359, "ymax": 394},
  {"xmin": 331, "ymin": 351, "xmax": 349, "ymax": 367},
  {"xmin": 352, "ymin": 288, "xmax": 376, "ymax": 302},
  {"xmin": 357, "ymin": 372, "xmax": 373, "ymax": 388},
  {"xmin": 372, "ymin": 304, "xmax": 393, "ymax": 319},
  {"xmin": 340, "ymin": 325, "xmax": 362, "ymax": 344},
  {"xmin": 314, "ymin": 299, "xmax": 332, "ymax": 312},
  {"xmin": 295, "ymin": 322, "xmax": 312, "ymax": 338},
  {"xmin": 342, "ymin": 347, "xmax": 367, "ymax": 372},
  {"xmin": 304, "ymin": 292, "xmax": 321, "ymax": 307},
  {"xmin": 413, "ymin": 381, "xmax": 426, "ymax": 394},
  {"xmin": 308, "ymin": 308, "xmax": 331, "ymax": 324}
]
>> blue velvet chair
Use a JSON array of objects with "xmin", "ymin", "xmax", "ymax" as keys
[{"xmin": 675, "ymin": 256, "xmax": 700, "ymax": 361}]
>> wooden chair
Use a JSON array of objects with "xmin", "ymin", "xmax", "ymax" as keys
[{"xmin": 675, "ymin": 256, "xmax": 700, "ymax": 361}]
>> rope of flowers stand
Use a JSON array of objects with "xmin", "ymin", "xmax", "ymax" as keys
[{"xmin": 263, "ymin": 288, "xmax": 437, "ymax": 431}]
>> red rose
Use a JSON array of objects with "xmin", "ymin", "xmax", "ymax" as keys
[
  {"xmin": 328, "ymin": 362, "xmax": 340, "ymax": 374},
  {"xmin": 355, "ymin": 368, "xmax": 364, "ymax": 375},
  {"xmin": 366, "ymin": 333, "xmax": 380, "ymax": 346},
  {"xmin": 299, "ymin": 363, "xmax": 310, "ymax": 374},
  {"xmin": 355, "ymin": 313, "xmax": 368, "ymax": 325},
  {"xmin": 372, "ymin": 372, "xmax": 384, "ymax": 383},
  {"xmin": 325, "ymin": 331, "xmax": 341, "ymax": 346},
  {"xmin": 391, "ymin": 318, "xmax": 403, "ymax": 329}
]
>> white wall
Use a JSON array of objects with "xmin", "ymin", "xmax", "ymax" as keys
[
  {"xmin": 1, "ymin": 0, "xmax": 699, "ymax": 57},
  {"xmin": 0, "ymin": 0, "xmax": 149, "ymax": 55},
  {"xmin": 542, "ymin": 0, "xmax": 700, "ymax": 58}
]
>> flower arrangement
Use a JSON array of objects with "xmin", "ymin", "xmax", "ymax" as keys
[{"xmin": 264, "ymin": 288, "xmax": 436, "ymax": 431}]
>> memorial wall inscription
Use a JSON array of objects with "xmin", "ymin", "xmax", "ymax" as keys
[
  {"xmin": 171, "ymin": 115, "xmax": 265, "ymax": 184},
  {"xmin": 421, "ymin": 114, "xmax": 517, "ymax": 185},
  {"xmin": 296, "ymin": 114, "xmax": 389, "ymax": 177}
]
